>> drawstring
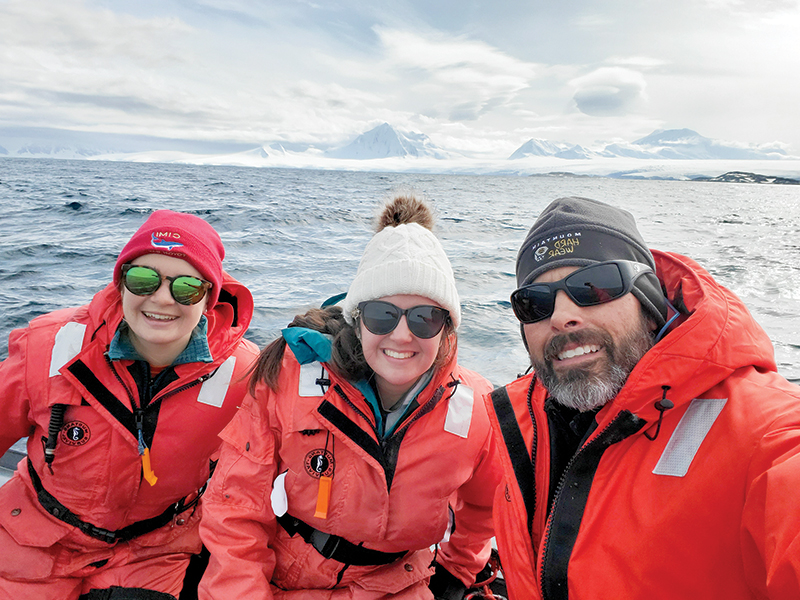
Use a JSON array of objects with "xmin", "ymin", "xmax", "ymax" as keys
[
  {"xmin": 446, "ymin": 374, "xmax": 461, "ymax": 396},
  {"xmin": 466, "ymin": 549, "xmax": 505, "ymax": 600},
  {"xmin": 655, "ymin": 298, "xmax": 682, "ymax": 342},
  {"xmin": 41, "ymin": 404, "xmax": 67, "ymax": 474},
  {"xmin": 429, "ymin": 544, "xmax": 439, "ymax": 569},
  {"xmin": 644, "ymin": 386, "xmax": 674, "ymax": 441},
  {"xmin": 316, "ymin": 364, "xmax": 331, "ymax": 393}
]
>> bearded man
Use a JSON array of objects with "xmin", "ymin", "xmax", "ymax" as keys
[{"xmin": 487, "ymin": 196, "xmax": 800, "ymax": 600}]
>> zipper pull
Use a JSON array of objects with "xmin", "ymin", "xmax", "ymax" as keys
[
  {"xmin": 314, "ymin": 430, "xmax": 333, "ymax": 519},
  {"xmin": 135, "ymin": 409, "xmax": 158, "ymax": 486},
  {"xmin": 314, "ymin": 475, "xmax": 332, "ymax": 519}
]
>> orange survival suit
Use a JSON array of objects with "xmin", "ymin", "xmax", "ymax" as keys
[
  {"xmin": 488, "ymin": 251, "xmax": 800, "ymax": 600},
  {"xmin": 198, "ymin": 330, "xmax": 500, "ymax": 599},
  {"xmin": 0, "ymin": 275, "xmax": 258, "ymax": 599}
]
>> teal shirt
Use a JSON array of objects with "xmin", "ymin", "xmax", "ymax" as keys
[{"xmin": 108, "ymin": 315, "xmax": 213, "ymax": 365}]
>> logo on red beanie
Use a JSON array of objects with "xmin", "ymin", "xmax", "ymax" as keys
[{"xmin": 150, "ymin": 232, "xmax": 184, "ymax": 252}]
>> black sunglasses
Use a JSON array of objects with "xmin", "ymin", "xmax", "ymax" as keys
[
  {"xmin": 510, "ymin": 260, "xmax": 654, "ymax": 324},
  {"xmin": 121, "ymin": 264, "xmax": 212, "ymax": 306},
  {"xmin": 357, "ymin": 301, "xmax": 449, "ymax": 339}
]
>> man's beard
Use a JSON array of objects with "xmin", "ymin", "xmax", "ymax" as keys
[{"xmin": 531, "ymin": 311, "xmax": 655, "ymax": 412}]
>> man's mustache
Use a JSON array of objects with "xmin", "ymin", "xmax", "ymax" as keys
[{"xmin": 543, "ymin": 329, "xmax": 611, "ymax": 362}]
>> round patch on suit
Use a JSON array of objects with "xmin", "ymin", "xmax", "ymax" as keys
[
  {"xmin": 304, "ymin": 449, "xmax": 335, "ymax": 479},
  {"xmin": 60, "ymin": 421, "xmax": 91, "ymax": 446}
]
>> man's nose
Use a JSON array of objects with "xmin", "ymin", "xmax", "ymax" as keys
[{"xmin": 548, "ymin": 290, "xmax": 583, "ymax": 330}]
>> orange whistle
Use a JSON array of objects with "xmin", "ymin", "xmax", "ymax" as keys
[
  {"xmin": 314, "ymin": 475, "xmax": 332, "ymax": 519},
  {"xmin": 142, "ymin": 447, "xmax": 158, "ymax": 486}
]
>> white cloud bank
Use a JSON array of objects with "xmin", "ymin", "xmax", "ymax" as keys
[{"xmin": 0, "ymin": 0, "xmax": 798, "ymax": 157}]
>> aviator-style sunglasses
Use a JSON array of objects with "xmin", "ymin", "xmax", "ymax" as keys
[
  {"xmin": 356, "ymin": 301, "xmax": 450, "ymax": 339},
  {"xmin": 121, "ymin": 264, "xmax": 213, "ymax": 306},
  {"xmin": 510, "ymin": 260, "xmax": 654, "ymax": 324}
]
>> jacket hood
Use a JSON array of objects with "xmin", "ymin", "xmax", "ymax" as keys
[
  {"xmin": 87, "ymin": 270, "xmax": 254, "ymax": 365},
  {"xmin": 282, "ymin": 327, "xmax": 333, "ymax": 365},
  {"xmin": 598, "ymin": 250, "xmax": 776, "ymax": 425}
]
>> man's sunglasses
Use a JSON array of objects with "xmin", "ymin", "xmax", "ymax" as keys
[
  {"xmin": 510, "ymin": 260, "xmax": 654, "ymax": 324},
  {"xmin": 121, "ymin": 264, "xmax": 212, "ymax": 306},
  {"xmin": 357, "ymin": 301, "xmax": 449, "ymax": 339}
]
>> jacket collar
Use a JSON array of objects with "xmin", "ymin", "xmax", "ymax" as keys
[
  {"xmin": 107, "ymin": 316, "xmax": 213, "ymax": 364},
  {"xmin": 284, "ymin": 335, "xmax": 460, "ymax": 436}
]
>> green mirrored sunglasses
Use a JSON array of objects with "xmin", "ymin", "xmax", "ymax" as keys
[{"xmin": 121, "ymin": 264, "xmax": 212, "ymax": 306}]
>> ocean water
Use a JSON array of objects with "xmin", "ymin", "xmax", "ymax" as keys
[{"xmin": 1, "ymin": 157, "xmax": 798, "ymax": 386}]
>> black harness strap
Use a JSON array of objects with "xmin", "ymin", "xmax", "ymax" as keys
[
  {"xmin": 67, "ymin": 359, "xmax": 138, "ymax": 439},
  {"xmin": 317, "ymin": 399, "xmax": 386, "ymax": 477},
  {"xmin": 276, "ymin": 513, "xmax": 406, "ymax": 566},
  {"xmin": 27, "ymin": 458, "xmax": 204, "ymax": 544},
  {"xmin": 490, "ymin": 386, "xmax": 537, "ymax": 536},
  {"xmin": 80, "ymin": 586, "xmax": 176, "ymax": 600}
]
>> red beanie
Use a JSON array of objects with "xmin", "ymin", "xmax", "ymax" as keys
[{"xmin": 113, "ymin": 210, "xmax": 225, "ymax": 308}]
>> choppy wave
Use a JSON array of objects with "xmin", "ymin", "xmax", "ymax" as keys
[{"xmin": 1, "ymin": 157, "xmax": 798, "ymax": 384}]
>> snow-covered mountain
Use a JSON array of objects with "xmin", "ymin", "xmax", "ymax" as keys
[
  {"xmin": 510, "ymin": 128, "xmax": 788, "ymax": 161},
  {"xmin": 2, "ymin": 125, "xmax": 798, "ymax": 182},
  {"xmin": 325, "ymin": 123, "xmax": 450, "ymax": 159},
  {"xmin": 612, "ymin": 129, "xmax": 787, "ymax": 160},
  {"xmin": 15, "ymin": 144, "xmax": 106, "ymax": 159},
  {"xmin": 509, "ymin": 139, "xmax": 598, "ymax": 160},
  {"xmin": 0, "ymin": 127, "xmax": 254, "ymax": 159},
  {"xmin": 508, "ymin": 139, "xmax": 568, "ymax": 159}
]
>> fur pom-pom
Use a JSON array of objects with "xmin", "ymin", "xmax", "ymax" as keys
[{"xmin": 375, "ymin": 191, "xmax": 434, "ymax": 232}]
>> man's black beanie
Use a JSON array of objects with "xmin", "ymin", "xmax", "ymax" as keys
[{"xmin": 516, "ymin": 196, "xmax": 668, "ymax": 328}]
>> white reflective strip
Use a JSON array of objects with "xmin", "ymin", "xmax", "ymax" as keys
[
  {"xmin": 444, "ymin": 384, "xmax": 474, "ymax": 438},
  {"xmin": 49, "ymin": 322, "xmax": 87, "ymax": 377},
  {"xmin": 298, "ymin": 362, "xmax": 327, "ymax": 397},
  {"xmin": 271, "ymin": 471, "xmax": 288, "ymax": 517},
  {"xmin": 197, "ymin": 356, "xmax": 236, "ymax": 408},
  {"xmin": 653, "ymin": 398, "xmax": 728, "ymax": 477}
]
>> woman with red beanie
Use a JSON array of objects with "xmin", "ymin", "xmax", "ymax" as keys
[{"xmin": 0, "ymin": 210, "xmax": 259, "ymax": 600}]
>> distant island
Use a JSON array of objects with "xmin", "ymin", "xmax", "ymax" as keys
[
  {"xmin": 529, "ymin": 170, "xmax": 799, "ymax": 185},
  {"xmin": 691, "ymin": 171, "xmax": 799, "ymax": 185}
]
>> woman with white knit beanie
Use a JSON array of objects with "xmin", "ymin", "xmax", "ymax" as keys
[{"xmin": 199, "ymin": 191, "xmax": 501, "ymax": 600}]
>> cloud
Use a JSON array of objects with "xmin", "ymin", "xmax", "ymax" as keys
[
  {"xmin": 374, "ymin": 27, "xmax": 537, "ymax": 122},
  {"xmin": 570, "ymin": 67, "xmax": 647, "ymax": 117},
  {"xmin": 702, "ymin": 0, "xmax": 799, "ymax": 12},
  {"xmin": 0, "ymin": 0, "xmax": 191, "ymax": 65},
  {"xmin": 1, "ymin": 0, "xmax": 798, "ymax": 153},
  {"xmin": 0, "ymin": 0, "xmax": 199, "ymax": 132},
  {"xmin": 607, "ymin": 56, "xmax": 668, "ymax": 69}
]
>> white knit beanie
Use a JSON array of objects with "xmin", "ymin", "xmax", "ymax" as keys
[{"xmin": 342, "ymin": 195, "xmax": 461, "ymax": 328}]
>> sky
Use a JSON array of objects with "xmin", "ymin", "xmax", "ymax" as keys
[{"xmin": 1, "ymin": 0, "xmax": 799, "ymax": 159}]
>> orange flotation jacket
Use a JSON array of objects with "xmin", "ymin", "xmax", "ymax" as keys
[
  {"xmin": 0, "ymin": 275, "xmax": 258, "ymax": 581},
  {"xmin": 488, "ymin": 251, "xmax": 800, "ymax": 600},
  {"xmin": 199, "ymin": 333, "xmax": 500, "ymax": 599}
]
